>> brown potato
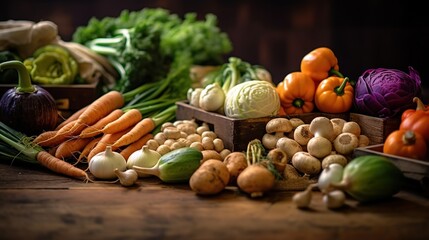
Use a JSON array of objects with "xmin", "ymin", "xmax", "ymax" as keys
[
  {"xmin": 189, "ymin": 159, "xmax": 230, "ymax": 195},
  {"xmin": 201, "ymin": 150, "xmax": 222, "ymax": 163},
  {"xmin": 223, "ymin": 152, "xmax": 248, "ymax": 185}
]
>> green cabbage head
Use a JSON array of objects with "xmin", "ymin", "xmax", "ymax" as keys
[{"xmin": 224, "ymin": 80, "xmax": 280, "ymax": 119}]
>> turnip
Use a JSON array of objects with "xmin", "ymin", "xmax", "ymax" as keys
[
  {"xmin": 236, "ymin": 139, "xmax": 277, "ymax": 198},
  {"xmin": 237, "ymin": 164, "xmax": 275, "ymax": 198}
]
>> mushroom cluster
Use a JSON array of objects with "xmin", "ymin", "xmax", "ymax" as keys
[{"xmin": 261, "ymin": 116, "xmax": 369, "ymax": 178}]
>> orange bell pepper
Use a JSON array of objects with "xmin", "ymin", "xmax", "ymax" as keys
[
  {"xmin": 314, "ymin": 76, "xmax": 354, "ymax": 113},
  {"xmin": 300, "ymin": 47, "xmax": 344, "ymax": 85},
  {"xmin": 400, "ymin": 97, "xmax": 429, "ymax": 145},
  {"xmin": 276, "ymin": 72, "xmax": 315, "ymax": 114}
]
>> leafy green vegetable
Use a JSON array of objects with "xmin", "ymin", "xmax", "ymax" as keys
[
  {"xmin": 72, "ymin": 8, "xmax": 232, "ymax": 94},
  {"xmin": 201, "ymin": 57, "xmax": 272, "ymax": 93}
]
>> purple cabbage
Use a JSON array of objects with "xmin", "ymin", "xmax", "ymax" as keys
[{"xmin": 354, "ymin": 66, "xmax": 422, "ymax": 118}]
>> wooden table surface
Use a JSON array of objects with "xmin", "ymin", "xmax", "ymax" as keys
[{"xmin": 1, "ymin": 160, "xmax": 429, "ymax": 240}]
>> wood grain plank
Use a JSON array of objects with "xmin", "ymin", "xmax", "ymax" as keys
[{"xmin": 1, "ymin": 162, "xmax": 429, "ymax": 240}]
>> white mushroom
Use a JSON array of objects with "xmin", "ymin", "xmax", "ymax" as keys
[
  {"xmin": 333, "ymin": 132, "xmax": 359, "ymax": 155},
  {"xmin": 293, "ymin": 124, "xmax": 314, "ymax": 146},
  {"xmin": 262, "ymin": 118, "xmax": 293, "ymax": 149},
  {"xmin": 309, "ymin": 117, "xmax": 335, "ymax": 141}
]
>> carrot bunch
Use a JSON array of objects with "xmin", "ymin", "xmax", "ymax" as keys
[
  {"xmin": 34, "ymin": 90, "xmax": 177, "ymax": 164},
  {"xmin": 29, "ymin": 61, "xmax": 190, "ymax": 180}
]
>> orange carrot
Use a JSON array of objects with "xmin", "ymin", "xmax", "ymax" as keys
[
  {"xmin": 55, "ymin": 105, "xmax": 88, "ymax": 130},
  {"xmin": 37, "ymin": 120, "xmax": 84, "ymax": 147},
  {"xmin": 119, "ymin": 133, "xmax": 153, "ymax": 160},
  {"xmin": 36, "ymin": 151, "xmax": 89, "ymax": 180},
  {"xmin": 56, "ymin": 120, "xmax": 85, "ymax": 136},
  {"xmin": 55, "ymin": 137, "xmax": 93, "ymax": 159},
  {"xmin": 79, "ymin": 109, "xmax": 124, "ymax": 138},
  {"xmin": 112, "ymin": 118, "xmax": 156, "ymax": 148},
  {"xmin": 102, "ymin": 108, "xmax": 142, "ymax": 134},
  {"xmin": 77, "ymin": 136, "xmax": 101, "ymax": 163},
  {"xmin": 69, "ymin": 91, "xmax": 125, "ymax": 134},
  {"xmin": 33, "ymin": 130, "xmax": 57, "ymax": 145},
  {"xmin": 87, "ymin": 128, "xmax": 131, "ymax": 161}
]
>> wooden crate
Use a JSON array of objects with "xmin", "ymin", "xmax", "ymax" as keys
[
  {"xmin": 0, "ymin": 81, "xmax": 101, "ymax": 117},
  {"xmin": 354, "ymin": 144, "xmax": 429, "ymax": 195},
  {"xmin": 176, "ymin": 102, "xmax": 401, "ymax": 152},
  {"xmin": 349, "ymin": 113, "xmax": 401, "ymax": 145},
  {"xmin": 176, "ymin": 101, "xmax": 273, "ymax": 151},
  {"xmin": 177, "ymin": 102, "xmax": 348, "ymax": 151}
]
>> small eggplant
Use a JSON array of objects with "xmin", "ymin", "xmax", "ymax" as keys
[{"xmin": 0, "ymin": 60, "xmax": 58, "ymax": 136}]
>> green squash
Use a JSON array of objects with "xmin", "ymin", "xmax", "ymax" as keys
[
  {"xmin": 133, "ymin": 147, "xmax": 202, "ymax": 183},
  {"xmin": 337, "ymin": 155, "xmax": 405, "ymax": 202}
]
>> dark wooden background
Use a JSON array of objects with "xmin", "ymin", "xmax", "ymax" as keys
[{"xmin": 2, "ymin": 0, "xmax": 428, "ymax": 100}]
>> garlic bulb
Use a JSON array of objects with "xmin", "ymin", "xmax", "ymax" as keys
[
  {"xmin": 89, "ymin": 146, "xmax": 127, "ymax": 179},
  {"xmin": 114, "ymin": 168, "xmax": 139, "ymax": 187},
  {"xmin": 127, "ymin": 146, "xmax": 161, "ymax": 177}
]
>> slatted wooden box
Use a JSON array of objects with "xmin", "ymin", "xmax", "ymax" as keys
[{"xmin": 175, "ymin": 101, "xmax": 400, "ymax": 152}]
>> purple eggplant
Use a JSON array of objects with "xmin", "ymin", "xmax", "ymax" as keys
[{"xmin": 0, "ymin": 60, "xmax": 58, "ymax": 136}]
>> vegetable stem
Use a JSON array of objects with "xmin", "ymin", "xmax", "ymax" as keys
[
  {"xmin": 329, "ymin": 68, "xmax": 344, "ymax": 78},
  {"xmin": 0, "ymin": 122, "xmax": 41, "ymax": 160},
  {"xmin": 292, "ymin": 98, "xmax": 305, "ymax": 108},
  {"xmin": 151, "ymin": 105, "xmax": 177, "ymax": 127},
  {"xmin": 0, "ymin": 60, "xmax": 35, "ymax": 93},
  {"xmin": 334, "ymin": 77, "xmax": 350, "ymax": 96}
]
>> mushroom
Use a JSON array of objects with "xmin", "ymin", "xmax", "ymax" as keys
[
  {"xmin": 309, "ymin": 117, "xmax": 335, "ymax": 141},
  {"xmin": 291, "ymin": 151, "xmax": 322, "ymax": 176},
  {"xmin": 276, "ymin": 137, "xmax": 303, "ymax": 162},
  {"xmin": 333, "ymin": 132, "xmax": 359, "ymax": 155},
  {"xmin": 307, "ymin": 136, "xmax": 332, "ymax": 159},
  {"xmin": 321, "ymin": 154, "xmax": 348, "ymax": 169},
  {"xmin": 267, "ymin": 148, "xmax": 288, "ymax": 173},
  {"xmin": 293, "ymin": 124, "xmax": 314, "ymax": 146},
  {"xmin": 330, "ymin": 118, "xmax": 346, "ymax": 138},
  {"xmin": 342, "ymin": 121, "xmax": 361, "ymax": 136},
  {"xmin": 289, "ymin": 117, "xmax": 305, "ymax": 129},
  {"xmin": 262, "ymin": 118, "xmax": 293, "ymax": 149}
]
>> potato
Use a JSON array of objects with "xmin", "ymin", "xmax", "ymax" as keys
[
  {"xmin": 223, "ymin": 152, "xmax": 248, "ymax": 185},
  {"xmin": 189, "ymin": 159, "xmax": 230, "ymax": 195},
  {"xmin": 201, "ymin": 150, "xmax": 222, "ymax": 163}
]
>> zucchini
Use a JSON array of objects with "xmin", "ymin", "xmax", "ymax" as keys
[
  {"xmin": 332, "ymin": 155, "xmax": 405, "ymax": 202},
  {"xmin": 133, "ymin": 147, "xmax": 202, "ymax": 183}
]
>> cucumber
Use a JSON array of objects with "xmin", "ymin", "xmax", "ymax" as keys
[
  {"xmin": 133, "ymin": 147, "xmax": 202, "ymax": 183},
  {"xmin": 334, "ymin": 155, "xmax": 405, "ymax": 202}
]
